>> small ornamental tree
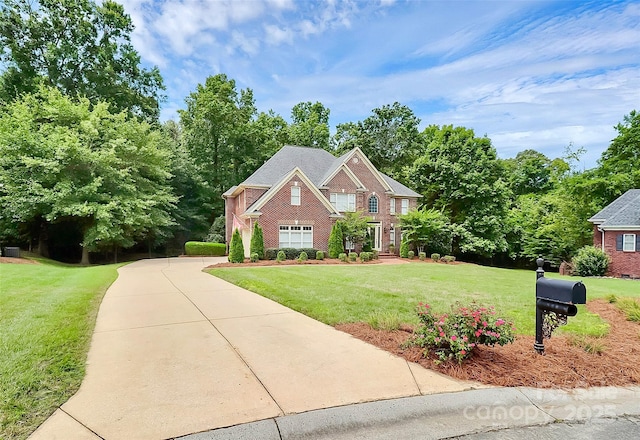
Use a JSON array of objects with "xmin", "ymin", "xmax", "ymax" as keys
[
  {"xmin": 328, "ymin": 221, "xmax": 344, "ymax": 258},
  {"xmin": 400, "ymin": 233, "xmax": 410, "ymax": 258},
  {"xmin": 250, "ymin": 221, "xmax": 265, "ymax": 259},
  {"xmin": 228, "ymin": 229, "xmax": 244, "ymax": 263}
]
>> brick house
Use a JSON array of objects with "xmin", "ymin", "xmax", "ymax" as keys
[
  {"xmin": 222, "ymin": 145, "xmax": 421, "ymax": 257},
  {"xmin": 588, "ymin": 189, "xmax": 640, "ymax": 278}
]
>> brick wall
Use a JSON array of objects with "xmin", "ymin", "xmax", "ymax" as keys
[
  {"xmin": 256, "ymin": 174, "xmax": 334, "ymax": 251},
  {"xmin": 602, "ymin": 230, "xmax": 640, "ymax": 278}
]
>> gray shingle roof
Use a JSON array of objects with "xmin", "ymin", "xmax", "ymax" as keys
[
  {"xmin": 237, "ymin": 145, "xmax": 421, "ymax": 198},
  {"xmin": 589, "ymin": 189, "xmax": 640, "ymax": 227},
  {"xmin": 242, "ymin": 145, "xmax": 337, "ymax": 186}
]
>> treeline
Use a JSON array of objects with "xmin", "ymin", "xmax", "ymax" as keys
[{"xmin": 0, "ymin": 0, "xmax": 638, "ymax": 265}]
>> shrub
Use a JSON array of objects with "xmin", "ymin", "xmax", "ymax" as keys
[
  {"xmin": 265, "ymin": 248, "xmax": 279, "ymax": 260},
  {"xmin": 184, "ymin": 242, "xmax": 226, "ymax": 256},
  {"xmin": 316, "ymin": 250, "xmax": 324, "ymax": 260},
  {"xmin": 298, "ymin": 251, "xmax": 308, "ymax": 261},
  {"xmin": 300, "ymin": 248, "xmax": 319, "ymax": 259},
  {"xmin": 250, "ymin": 221, "xmax": 265, "ymax": 259},
  {"xmin": 372, "ymin": 250, "xmax": 379, "ymax": 260},
  {"xmin": 360, "ymin": 251, "xmax": 372, "ymax": 262},
  {"xmin": 419, "ymin": 252, "xmax": 426, "ymax": 261},
  {"xmin": 328, "ymin": 222, "xmax": 344, "ymax": 258},
  {"xmin": 250, "ymin": 252, "xmax": 259, "ymax": 263},
  {"xmin": 339, "ymin": 252, "xmax": 347, "ymax": 262},
  {"xmin": 413, "ymin": 302, "xmax": 516, "ymax": 363},
  {"xmin": 348, "ymin": 252, "xmax": 358, "ymax": 262},
  {"xmin": 399, "ymin": 234, "xmax": 409, "ymax": 258},
  {"xmin": 442, "ymin": 255, "xmax": 456, "ymax": 263},
  {"xmin": 388, "ymin": 243, "xmax": 396, "ymax": 255},
  {"xmin": 572, "ymin": 246, "xmax": 610, "ymax": 277},
  {"xmin": 362, "ymin": 231, "xmax": 372, "ymax": 252},
  {"xmin": 431, "ymin": 253, "xmax": 440, "ymax": 261},
  {"xmin": 228, "ymin": 229, "xmax": 244, "ymax": 263},
  {"xmin": 617, "ymin": 298, "xmax": 640, "ymax": 322},
  {"xmin": 276, "ymin": 250, "xmax": 286, "ymax": 262},
  {"xmin": 407, "ymin": 250, "xmax": 414, "ymax": 259}
]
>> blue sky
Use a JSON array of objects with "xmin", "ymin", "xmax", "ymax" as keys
[{"xmin": 120, "ymin": 0, "xmax": 639, "ymax": 169}]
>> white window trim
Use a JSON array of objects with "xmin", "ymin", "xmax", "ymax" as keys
[
  {"xmin": 291, "ymin": 186, "xmax": 300, "ymax": 206},
  {"xmin": 623, "ymin": 233, "xmax": 636, "ymax": 252},
  {"xmin": 368, "ymin": 195, "xmax": 378, "ymax": 213},
  {"xmin": 390, "ymin": 227, "xmax": 396, "ymax": 246},
  {"xmin": 330, "ymin": 193, "xmax": 356, "ymax": 212},
  {"xmin": 390, "ymin": 198, "xmax": 395, "ymax": 215},
  {"xmin": 279, "ymin": 225, "xmax": 313, "ymax": 248},
  {"xmin": 401, "ymin": 198, "xmax": 409, "ymax": 215}
]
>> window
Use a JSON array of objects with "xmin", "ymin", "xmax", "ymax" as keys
[
  {"xmin": 623, "ymin": 234, "xmax": 636, "ymax": 252},
  {"xmin": 401, "ymin": 199, "xmax": 409, "ymax": 214},
  {"xmin": 368, "ymin": 195, "xmax": 378, "ymax": 213},
  {"xmin": 291, "ymin": 186, "xmax": 300, "ymax": 206},
  {"xmin": 279, "ymin": 225, "xmax": 313, "ymax": 248},
  {"xmin": 390, "ymin": 199, "xmax": 395, "ymax": 215},
  {"xmin": 330, "ymin": 193, "xmax": 356, "ymax": 212},
  {"xmin": 390, "ymin": 227, "xmax": 396, "ymax": 246}
]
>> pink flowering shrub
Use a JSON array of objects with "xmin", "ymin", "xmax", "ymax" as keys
[{"xmin": 413, "ymin": 302, "xmax": 516, "ymax": 363}]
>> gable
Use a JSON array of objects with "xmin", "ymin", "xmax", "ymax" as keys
[
  {"xmin": 589, "ymin": 189, "xmax": 640, "ymax": 229},
  {"xmin": 243, "ymin": 167, "xmax": 340, "ymax": 217}
]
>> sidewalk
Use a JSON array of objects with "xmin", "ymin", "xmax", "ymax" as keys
[{"xmin": 29, "ymin": 257, "xmax": 480, "ymax": 440}]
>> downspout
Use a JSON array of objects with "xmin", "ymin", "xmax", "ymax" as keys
[{"xmin": 597, "ymin": 226, "xmax": 604, "ymax": 252}]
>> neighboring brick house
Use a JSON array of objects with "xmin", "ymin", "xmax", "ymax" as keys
[
  {"xmin": 588, "ymin": 189, "xmax": 640, "ymax": 278},
  {"xmin": 222, "ymin": 145, "xmax": 421, "ymax": 257}
]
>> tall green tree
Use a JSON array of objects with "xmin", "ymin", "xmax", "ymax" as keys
[
  {"xmin": 407, "ymin": 125, "xmax": 510, "ymax": 257},
  {"xmin": 502, "ymin": 149, "xmax": 555, "ymax": 196},
  {"xmin": 288, "ymin": 101, "xmax": 330, "ymax": 150},
  {"xmin": 250, "ymin": 221, "xmax": 264, "ymax": 259},
  {"xmin": 327, "ymin": 221, "xmax": 344, "ymax": 258},
  {"xmin": 333, "ymin": 102, "xmax": 421, "ymax": 179},
  {"xmin": 179, "ymin": 74, "xmax": 258, "ymax": 217},
  {"xmin": 0, "ymin": 0, "xmax": 165, "ymax": 120},
  {"xmin": 0, "ymin": 86, "xmax": 176, "ymax": 263}
]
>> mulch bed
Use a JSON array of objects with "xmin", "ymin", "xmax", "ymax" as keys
[
  {"xmin": 0, "ymin": 257, "xmax": 39, "ymax": 264},
  {"xmin": 207, "ymin": 258, "xmax": 383, "ymax": 268},
  {"xmin": 336, "ymin": 299, "xmax": 640, "ymax": 388}
]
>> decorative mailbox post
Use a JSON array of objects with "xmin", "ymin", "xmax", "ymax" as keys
[{"xmin": 534, "ymin": 257, "xmax": 586, "ymax": 354}]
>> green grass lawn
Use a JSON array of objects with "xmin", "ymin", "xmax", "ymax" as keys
[
  {"xmin": 0, "ymin": 260, "xmax": 121, "ymax": 440},
  {"xmin": 208, "ymin": 262, "xmax": 639, "ymax": 337}
]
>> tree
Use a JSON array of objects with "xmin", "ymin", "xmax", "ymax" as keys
[
  {"xmin": 339, "ymin": 211, "xmax": 372, "ymax": 250},
  {"xmin": 502, "ymin": 149, "xmax": 555, "ymax": 196},
  {"xmin": 397, "ymin": 208, "xmax": 452, "ymax": 255},
  {"xmin": 328, "ymin": 221, "xmax": 344, "ymax": 258},
  {"xmin": 399, "ymin": 233, "xmax": 409, "ymax": 258},
  {"xmin": 228, "ymin": 229, "xmax": 244, "ymax": 263},
  {"xmin": 287, "ymin": 101, "xmax": 330, "ymax": 150},
  {"xmin": 0, "ymin": 86, "xmax": 176, "ymax": 263},
  {"xmin": 250, "ymin": 221, "xmax": 264, "ymax": 259},
  {"xmin": 179, "ymin": 74, "xmax": 258, "ymax": 218},
  {"xmin": 205, "ymin": 216, "xmax": 226, "ymax": 243},
  {"xmin": 407, "ymin": 125, "xmax": 510, "ymax": 257},
  {"xmin": 332, "ymin": 102, "xmax": 421, "ymax": 179},
  {"xmin": 0, "ymin": 0, "xmax": 165, "ymax": 120}
]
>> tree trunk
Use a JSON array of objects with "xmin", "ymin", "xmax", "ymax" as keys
[
  {"xmin": 80, "ymin": 246, "xmax": 90, "ymax": 265},
  {"xmin": 37, "ymin": 222, "xmax": 49, "ymax": 258}
]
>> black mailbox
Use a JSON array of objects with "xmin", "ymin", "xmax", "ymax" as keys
[
  {"xmin": 534, "ymin": 258, "xmax": 586, "ymax": 354},
  {"xmin": 536, "ymin": 278, "xmax": 586, "ymax": 304}
]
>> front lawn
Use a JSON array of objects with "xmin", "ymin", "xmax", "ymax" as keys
[
  {"xmin": 207, "ymin": 262, "xmax": 639, "ymax": 336},
  {"xmin": 0, "ymin": 260, "xmax": 120, "ymax": 440}
]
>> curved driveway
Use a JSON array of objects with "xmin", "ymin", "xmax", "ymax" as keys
[{"xmin": 29, "ymin": 257, "xmax": 478, "ymax": 440}]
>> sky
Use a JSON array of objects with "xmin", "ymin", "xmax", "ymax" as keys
[{"xmin": 119, "ymin": 0, "xmax": 640, "ymax": 169}]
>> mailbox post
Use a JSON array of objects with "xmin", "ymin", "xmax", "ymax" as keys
[{"xmin": 534, "ymin": 258, "xmax": 586, "ymax": 354}]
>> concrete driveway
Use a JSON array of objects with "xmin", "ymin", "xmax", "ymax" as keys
[{"xmin": 29, "ymin": 257, "xmax": 479, "ymax": 440}]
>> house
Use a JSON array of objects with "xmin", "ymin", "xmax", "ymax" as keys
[
  {"xmin": 222, "ymin": 145, "xmax": 421, "ymax": 257},
  {"xmin": 588, "ymin": 189, "xmax": 640, "ymax": 278}
]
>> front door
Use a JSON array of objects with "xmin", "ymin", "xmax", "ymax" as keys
[{"xmin": 368, "ymin": 222, "xmax": 382, "ymax": 251}]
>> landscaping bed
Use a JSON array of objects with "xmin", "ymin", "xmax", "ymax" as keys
[
  {"xmin": 337, "ymin": 298, "xmax": 640, "ymax": 388},
  {"xmin": 209, "ymin": 257, "xmax": 384, "ymax": 268}
]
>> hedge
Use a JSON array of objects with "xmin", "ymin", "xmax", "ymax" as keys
[
  {"xmin": 265, "ymin": 248, "xmax": 319, "ymax": 260},
  {"xmin": 185, "ymin": 241, "xmax": 226, "ymax": 256}
]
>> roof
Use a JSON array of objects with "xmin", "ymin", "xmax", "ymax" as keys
[
  {"xmin": 232, "ymin": 145, "xmax": 421, "ymax": 197},
  {"xmin": 588, "ymin": 189, "xmax": 640, "ymax": 228}
]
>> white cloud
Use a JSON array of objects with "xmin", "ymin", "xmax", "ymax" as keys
[{"xmin": 264, "ymin": 24, "xmax": 293, "ymax": 45}]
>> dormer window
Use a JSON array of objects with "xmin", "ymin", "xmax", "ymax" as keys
[{"xmin": 368, "ymin": 195, "xmax": 378, "ymax": 213}]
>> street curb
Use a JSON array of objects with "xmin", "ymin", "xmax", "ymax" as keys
[{"xmin": 176, "ymin": 386, "xmax": 640, "ymax": 440}]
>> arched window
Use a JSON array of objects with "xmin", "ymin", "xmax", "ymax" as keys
[{"xmin": 368, "ymin": 195, "xmax": 378, "ymax": 213}]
